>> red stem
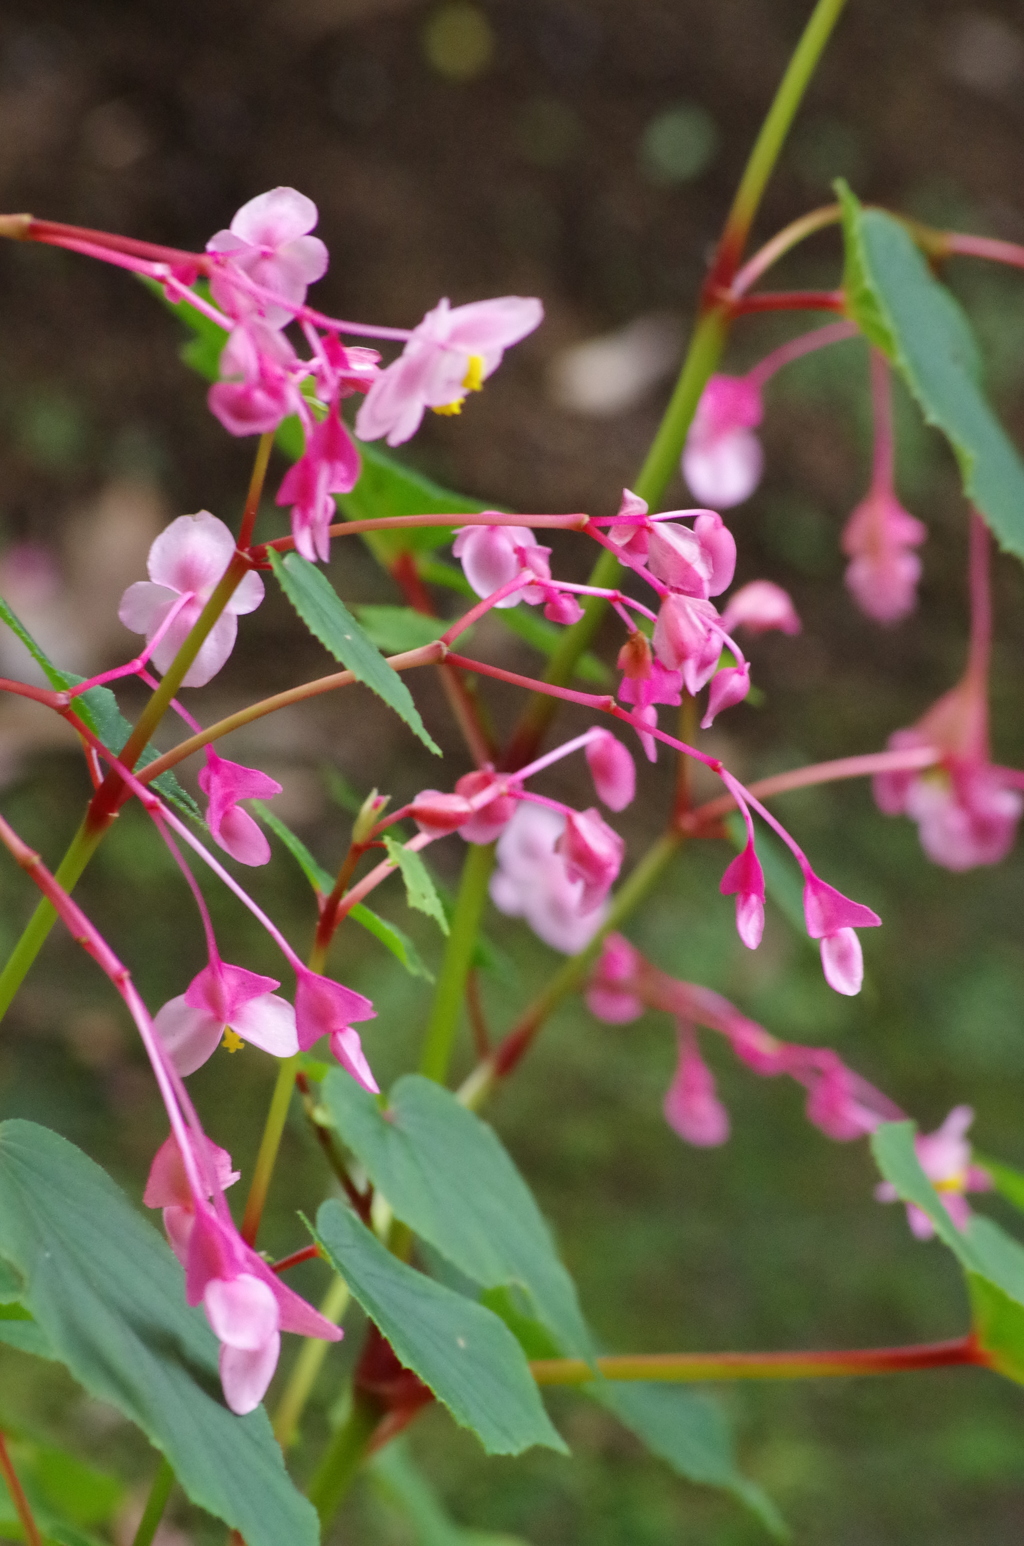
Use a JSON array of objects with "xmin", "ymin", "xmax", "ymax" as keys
[
  {"xmin": 271, "ymin": 1244, "xmax": 324, "ymax": 1274},
  {"xmin": 726, "ymin": 288, "xmax": 846, "ymax": 314},
  {"xmin": 0, "ymin": 1432, "xmax": 43, "ymax": 1546}
]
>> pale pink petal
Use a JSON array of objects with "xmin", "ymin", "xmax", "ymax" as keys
[
  {"xmin": 664, "ymin": 1031, "xmax": 730, "ymax": 1147},
  {"xmin": 204, "ymin": 1272, "xmax": 279, "ymax": 1350},
  {"xmin": 720, "ymin": 580, "xmax": 801, "ymax": 637},
  {"xmin": 228, "ymin": 570, "xmax": 266, "ymax": 616},
  {"xmin": 585, "ymin": 732, "xmax": 636, "ymax": 811},
  {"xmin": 153, "ymin": 996, "xmax": 223, "ymax": 1077},
  {"xmin": 819, "ymin": 929, "xmax": 864, "ymax": 995},
  {"xmin": 219, "ymin": 1332, "xmax": 281, "ymax": 1415},
  {"xmin": 229, "ymin": 188, "xmax": 320, "ymax": 249},
  {"xmin": 330, "ymin": 1026, "xmax": 380, "ymax": 1093},
  {"xmin": 174, "ymin": 613, "xmax": 240, "ymax": 689},
  {"xmin": 147, "ymin": 512, "xmax": 235, "ymax": 595},
  {"xmin": 212, "ymin": 805, "xmax": 273, "ymax": 866},
  {"xmin": 683, "ymin": 429, "xmax": 763, "ymax": 509},
  {"xmin": 701, "ymin": 662, "xmax": 750, "ymax": 728},
  {"xmin": 118, "ymin": 581, "xmax": 179, "ymax": 638},
  {"xmin": 444, "ymin": 295, "xmax": 544, "ymax": 357},
  {"xmin": 230, "ymin": 993, "xmax": 300, "ymax": 1058}
]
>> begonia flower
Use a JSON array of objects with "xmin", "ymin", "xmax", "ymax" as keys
[
  {"xmin": 119, "ymin": 512, "xmax": 264, "ymax": 688},
  {"xmin": 682, "ymin": 375, "xmax": 764, "ymax": 509},
  {"xmin": 603, "ymin": 488, "xmax": 653, "ymax": 568},
  {"xmin": 802, "ymin": 874, "xmax": 881, "ymax": 996},
  {"xmin": 719, "ymin": 580, "xmax": 801, "ymax": 637},
  {"xmin": 490, "ymin": 803, "xmax": 607, "ymax": 954},
  {"xmin": 719, "ymin": 840, "xmax": 765, "ymax": 950},
  {"xmin": 410, "ymin": 790, "xmax": 476, "ymax": 836},
  {"xmin": 701, "ymin": 661, "xmax": 750, "ymax": 729},
  {"xmin": 801, "ymin": 1052, "xmax": 884, "ymax": 1141},
  {"xmin": 875, "ymin": 1106, "xmax": 992, "ymax": 1239},
  {"xmin": 585, "ymin": 934, "xmax": 644, "ymax": 1023},
  {"xmin": 198, "ymin": 750, "xmax": 282, "ymax": 867},
  {"xmin": 617, "ymin": 639, "xmax": 683, "ymax": 762},
  {"xmin": 206, "ymin": 187, "xmax": 329, "ymax": 329},
  {"xmin": 841, "ymin": 488, "xmax": 927, "ymax": 625},
  {"xmin": 144, "ymin": 1132, "xmax": 240, "ymax": 1267},
  {"xmin": 293, "ymin": 967, "xmax": 377, "ymax": 1090},
  {"xmin": 355, "ymin": 295, "xmax": 543, "ymax": 446},
  {"xmin": 455, "ymin": 768, "xmax": 519, "ymax": 845},
  {"xmin": 154, "ymin": 961, "xmax": 298, "ymax": 1077},
  {"xmin": 585, "ymin": 731, "xmax": 636, "ymax": 812},
  {"xmin": 275, "ymin": 408, "xmax": 361, "ymax": 563},
  {"xmin": 452, "ymin": 523, "xmax": 552, "ymax": 607},
  {"xmin": 652, "ymin": 593, "xmax": 722, "ymax": 693},
  {"xmin": 208, "ymin": 321, "xmax": 303, "ymax": 437},
  {"xmin": 663, "ymin": 1027, "xmax": 730, "ymax": 1147},
  {"xmin": 555, "ymin": 807, "xmax": 625, "ymax": 913}
]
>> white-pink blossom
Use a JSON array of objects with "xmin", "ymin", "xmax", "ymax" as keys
[
  {"xmin": 490, "ymin": 803, "xmax": 607, "ymax": 954},
  {"xmin": 206, "ymin": 187, "xmax": 328, "ymax": 329},
  {"xmin": 682, "ymin": 375, "xmax": 764, "ymax": 509}
]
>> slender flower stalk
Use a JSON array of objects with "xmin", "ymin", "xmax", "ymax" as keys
[{"xmin": 0, "ymin": 1432, "xmax": 43, "ymax": 1546}]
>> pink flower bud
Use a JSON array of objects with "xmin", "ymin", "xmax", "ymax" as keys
[
  {"xmin": 293, "ymin": 968, "xmax": 376, "ymax": 1087},
  {"xmin": 410, "ymin": 790, "xmax": 475, "ymax": 835},
  {"xmin": 719, "ymin": 579, "xmax": 801, "ymax": 637},
  {"xmin": 652, "ymin": 594, "xmax": 721, "ymax": 692},
  {"xmin": 663, "ymin": 1028, "xmax": 730, "ymax": 1147},
  {"xmin": 585, "ymin": 731, "xmax": 636, "ymax": 812},
  {"xmin": 719, "ymin": 841, "xmax": 765, "ymax": 950},
  {"xmin": 199, "ymin": 750, "xmax": 283, "ymax": 867},
  {"xmin": 841, "ymin": 490, "xmax": 926, "ymax": 625},
  {"xmin": 585, "ymin": 933, "xmax": 644, "ymax": 1023},
  {"xmin": 555, "ymin": 808, "xmax": 625, "ymax": 913},
  {"xmin": 802, "ymin": 875, "xmax": 881, "ymax": 939},
  {"xmin": 646, "ymin": 521, "xmax": 713, "ymax": 596},
  {"xmin": 455, "ymin": 768, "xmax": 518, "ymax": 844},
  {"xmin": 701, "ymin": 661, "xmax": 750, "ymax": 729},
  {"xmin": 543, "ymin": 589, "xmax": 585, "ymax": 625}
]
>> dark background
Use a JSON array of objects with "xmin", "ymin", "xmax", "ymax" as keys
[{"xmin": 2, "ymin": 2, "xmax": 1024, "ymax": 1542}]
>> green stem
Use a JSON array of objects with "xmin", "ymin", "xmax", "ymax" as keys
[
  {"xmin": 418, "ymin": 841, "xmax": 496, "ymax": 1083},
  {"xmin": 307, "ymin": 1389, "xmax": 381, "ymax": 1525},
  {"xmin": 240, "ymin": 1053, "xmax": 300, "ymax": 1245},
  {"xmin": 274, "ymin": 1274, "xmax": 351, "ymax": 1448},
  {"xmin": 713, "ymin": 0, "xmax": 850, "ymax": 279},
  {"xmin": 460, "ymin": 830, "xmax": 682, "ymax": 1107},
  {"xmin": 531, "ymin": 1335, "xmax": 986, "ymax": 1385},
  {"xmin": 131, "ymin": 1456, "xmax": 176, "ymax": 1546},
  {"xmin": 0, "ymin": 816, "xmax": 101, "ymax": 1023}
]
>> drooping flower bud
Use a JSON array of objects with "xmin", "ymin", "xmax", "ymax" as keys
[
  {"xmin": 555, "ymin": 808, "xmax": 625, "ymax": 913},
  {"xmin": 719, "ymin": 841, "xmax": 765, "ymax": 950},
  {"xmin": 719, "ymin": 579, "xmax": 801, "ymax": 637},
  {"xmin": 663, "ymin": 1027, "xmax": 730, "ymax": 1147},
  {"xmin": 701, "ymin": 661, "xmax": 750, "ymax": 729},
  {"xmin": 585, "ymin": 731, "xmax": 636, "ymax": 812}
]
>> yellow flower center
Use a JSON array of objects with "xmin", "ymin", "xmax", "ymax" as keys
[
  {"xmin": 222, "ymin": 1027, "xmax": 245, "ymax": 1054},
  {"xmin": 432, "ymin": 399, "xmax": 464, "ymax": 417},
  {"xmin": 431, "ymin": 354, "xmax": 486, "ymax": 417}
]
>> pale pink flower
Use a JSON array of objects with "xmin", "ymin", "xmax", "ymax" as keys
[
  {"xmin": 198, "ymin": 750, "xmax": 282, "ymax": 867},
  {"xmin": 118, "ymin": 513, "xmax": 264, "ymax": 688},
  {"xmin": 293, "ymin": 967, "xmax": 377, "ymax": 1090},
  {"xmin": 585, "ymin": 934, "xmax": 644, "ymax": 1023},
  {"xmin": 652, "ymin": 593, "xmax": 722, "ymax": 694},
  {"xmin": 663, "ymin": 1027, "xmax": 730, "ymax": 1147},
  {"xmin": 452, "ymin": 524, "xmax": 551, "ymax": 608},
  {"xmin": 719, "ymin": 580, "xmax": 801, "ymax": 637},
  {"xmin": 206, "ymin": 187, "xmax": 329, "ymax": 329},
  {"xmin": 719, "ymin": 840, "xmax": 765, "ymax": 950},
  {"xmin": 802, "ymin": 874, "xmax": 881, "ymax": 996},
  {"xmin": 556, "ymin": 807, "xmax": 625, "ymax": 913},
  {"xmin": 682, "ymin": 375, "xmax": 764, "ymax": 509},
  {"xmin": 356, "ymin": 295, "xmax": 544, "ymax": 446},
  {"xmin": 275, "ymin": 408, "xmax": 361, "ymax": 563},
  {"xmin": 875, "ymin": 1106, "xmax": 991, "ymax": 1239},
  {"xmin": 841, "ymin": 489, "xmax": 927, "ymax": 624},
  {"xmin": 490, "ymin": 803, "xmax": 606, "ymax": 954},
  {"xmin": 585, "ymin": 731, "xmax": 636, "ymax": 812},
  {"xmin": 208, "ymin": 321, "xmax": 303, "ymax": 437},
  {"xmin": 154, "ymin": 961, "xmax": 299, "ymax": 1076}
]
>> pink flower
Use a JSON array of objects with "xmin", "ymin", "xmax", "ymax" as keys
[
  {"xmin": 206, "ymin": 187, "xmax": 329, "ymax": 329},
  {"xmin": 208, "ymin": 321, "xmax": 302, "ymax": 437},
  {"xmin": 198, "ymin": 750, "xmax": 282, "ymax": 867},
  {"xmin": 801, "ymin": 874, "xmax": 881, "ymax": 996},
  {"xmin": 585, "ymin": 731, "xmax": 635, "ymax": 812},
  {"xmin": 585, "ymin": 934, "xmax": 644, "ymax": 1023},
  {"xmin": 646, "ymin": 511, "xmax": 736, "ymax": 599},
  {"xmin": 452, "ymin": 524, "xmax": 552, "ymax": 607},
  {"xmin": 154, "ymin": 961, "xmax": 299, "ymax": 1076},
  {"xmin": 455, "ymin": 768, "xmax": 519, "ymax": 845},
  {"xmin": 719, "ymin": 840, "xmax": 765, "ymax": 950},
  {"xmin": 293, "ymin": 967, "xmax": 377, "ymax": 1090},
  {"xmin": 800, "ymin": 1052, "xmax": 884, "ymax": 1141},
  {"xmin": 144, "ymin": 1132, "xmax": 240, "ymax": 1267},
  {"xmin": 652, "ymin": 593, "xmax": 721, "ymax": 694},
  {"xmin": 275, "ymin": 409, "xmax": 361, "ymax": 563},
  {"xmin": 682, "ymin": 375, "xmax": 764, "ymax": 509},
  {"xmin": 556, "ymin": 807, "xmax": 625, "ymax": 913},
  {"xmin": 701, "ymin": 661, "xmax": 750, "ymax": 729},
  {"xmin": 841, "ymin": 489, "xmax": 927, "ymax": 624},
  {"xmin": 663, "ymin": 1027, "xmax": 730, "ymax": 1147},
  {"xmin": 118, "ymin": 513, "xmax": 264, "ymax": 688},
  {"xmin": 719, "ymin": 580, "xmax": 801, "ymax": 637},
  {"xmin": 603, "ymin": 488, "xmax": 654, "ymax": 568},
  {"xmin": 490, "ymin": 803, "xmax": 607, "ymax": 954},
  {"xmin": 617, "ymin": 639, "xmax": 684, "ymax": 762},
  {"xmin": 355, "ymin": 295, "xmax": 544, "ymax": 446},
  {"xmin": 875, "ymin": 1106, "xmax": 991, "ymax": 1239},
  {"xmin": 410, "ymin": 790, "xmax": 476, "ymax": 836}
]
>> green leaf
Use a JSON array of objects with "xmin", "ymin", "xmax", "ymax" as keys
[
  {"xmin": 417, "ymin": 559, "xmax": 611, "ymax": 685},
  {"xmin": 312, "ymin": 1200, "xmax": 567, "ymax": 1456},
  {"xmin": 353, "ymin": 605, "xmax": 450, "ymax": 653},
  {"xmin": 268, "ymin": 549, "xmax": 440, "ymax": 754},
  {"xmin": 0, "ymin": 1121, "xmax": 319, "ymax": 1546},
  {"xmin": 0, "ymin": 597, "xmax": 200, "ymax": 821},
  {"xmin": 320, "ymin": 1072, "xmax": 592, "ymax": 1360},
  {"xmin": 871, "ymin": 1121, "xmax": 1024, "ymax": 1383},
  {"xmin": 0, "ymin": 1297, "xmax": 53, "ymax": 1358},
  {"xmin": 592, "ymin": 1383, "xmax": 787, "ymax": 1540},
  {"xmin": 383, "ymin": 837, "xmax": 449, "ymax": 935},
  {"xmin": 251, "ymin": 799, "xmax": 334, "ymax": 893},
  {"xmin": 839, "ymin": 182, "xmax": 1024, "ymax": 561},
  {"xmin": 370, "ymin": 1439, "xmax": 529, "ymax": 1546}
]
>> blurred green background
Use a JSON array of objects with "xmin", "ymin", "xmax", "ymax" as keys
[{"xmin": 2, "ymin": 0, "xmax": 1024, "ymax": 1541}]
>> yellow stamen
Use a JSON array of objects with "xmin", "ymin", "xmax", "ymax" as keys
[
  {"xmin": 432, "ymin": 398, "xmax": 464, "ymax": 416},
  {"xmin": 222, "ymin": 1028, "xmax": 245, "ymax": 1054},
  {"xmin": 462, "ymin": 353, "xmax": 485, "ymax": 393},
  {"xmin": 935, "ymin": 1174, "xmax": 966, "ymax": 1194}
]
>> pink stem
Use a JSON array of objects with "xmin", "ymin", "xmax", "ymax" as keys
[
  {"xmin": 869, "ymin": 349, "xmax": 895, "ymax": 490},
  {"xmin": 944, "ymin": 232, "xmax": 1024, "ymax": 271},
  {"xmin": 440, "ymin": 573, "xmax": 533, "ymax": 645},
  {"xmin": 66, "ymin": 592, "xmax": 195, "ymax": 696},
  {"xmin": 687, "ymin": 744, "xmax": 941, "ymax": 826},
  {"xmin": 254, "ymin": 510, "xmax": 589, "ymax": 557},
  {"xmin": 745, "ymin": 320, "xmax": 857, "ymax": 389}
]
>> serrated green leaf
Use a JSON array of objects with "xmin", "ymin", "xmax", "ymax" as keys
[
  {"xmin": 268, "ymin": 550, "xmax": 440, "ymax": 754},
  {"xmin": 383, "ymin": 837, "xmax": 449, "ymax": 934},
  {"xmin": 0, "ymin": 1121, "xmax": 319, "ymax": 1546},
  {"xmin": 321, "ymin": 1073, "xmax": 591, "ymax": 1360},
  {"xmin": 354, "ymin": 605, "xmax": 450, "ymax": 653},
  {"xmin": 838, "ymin": 182, "xmax": 1024, "ymax": 561},
  {"xmin": 312, "ymin": 1200, "xmax": 567, "ymax": 1456},
  {"xmin": 0, "ymin": 597, "xmax": 200, "ymax": 820},
  {"xmin": 592, "ymin": 1383, "xmax": 787, "ymax": 1539}
]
